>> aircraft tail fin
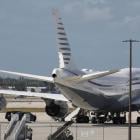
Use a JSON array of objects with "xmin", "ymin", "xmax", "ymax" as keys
[{"xmin": 52, "ymin": 9, "xmax": 77, "ymax": 70}]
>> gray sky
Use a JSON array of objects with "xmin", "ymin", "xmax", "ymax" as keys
[{"xmin": 0, "ymin": 0, "xmax": 140, "ymax": 76}]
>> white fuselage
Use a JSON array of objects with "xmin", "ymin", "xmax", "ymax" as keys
[{"xmin": 55, "ymin": 68, "xmax": 140, "ymax": 112}]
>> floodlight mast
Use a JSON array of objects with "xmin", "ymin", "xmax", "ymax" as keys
[{"xmin": 123, "ymin": 39, "xmax": 140, "ymax": 140}]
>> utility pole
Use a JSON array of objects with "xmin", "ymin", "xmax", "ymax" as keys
[{"xmin": 123, "ymin": 39, "xmax": 140, "ymax": 140}]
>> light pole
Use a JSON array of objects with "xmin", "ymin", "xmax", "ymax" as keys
[{"xmin": 123, "ymin": 39, "xmax": 140, "ymax": 140}]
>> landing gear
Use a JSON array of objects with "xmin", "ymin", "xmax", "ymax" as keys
[
  {"xmin": 91, "ymin": 117, "xmax": 97, "ymax": 124},
  {"xmin": 112, "ymin": 113, "xmax": 126, "ymax": 124},
  {"xmin": 91, "ymin": 116, "xmax": 106, "ymax": 124},
  {"xmin": 74, "ymin": 110, "xmax": 140, "ymax": 124},
  {"xmin": 76, "ymin": 115, "xmax": 89, "ymax": 123},
  {"xmin": 112, "ymin": 116, "xmax": 126, "ymax": 124},
  {"xmin": 90, "ymin": 112, "xmax": 126, "ymax": 124},
  {"xmin": 91, "ymin": 112, "xmax": 107, "ymax": 124},
  {"xmin": 137, "ymin": 111, "xmax": 140, "ymax": 124},
  {"xmin": 97, "ymin": 116, "xmax": 106, "ymax": 123},
  {"xmin": 137, "ymin": 117, "xmax": 140, "ymax": 124},
  {"xmin": 75, "ymin": 109, "xmax": 89, "ymax": 123}
]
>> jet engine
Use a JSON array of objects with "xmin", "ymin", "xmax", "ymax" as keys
[
  {"xmin": 45, "ymin": 100, "xmax": 68, "ymax": 119},
  {"xmin": 0, "ymin": 96, "xmax": 7, "ymax": 111}
]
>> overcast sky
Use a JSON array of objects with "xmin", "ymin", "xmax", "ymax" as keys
[{"xmin": 0, "ymin": 0, "xmax": 140, "ymax": 76}]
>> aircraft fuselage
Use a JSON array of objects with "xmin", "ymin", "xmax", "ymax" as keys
[{"xmin": 55, "ymin": 68, "xmax": 140, "ymax": 113}]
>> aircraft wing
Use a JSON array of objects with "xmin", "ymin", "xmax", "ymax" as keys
[
  {"xmin": 0, "ymin": 89, "xmax": 68, "ymax": 101},
  {"xmin": 0, "ymin": 70, "xmax": 53, "ymax": 83},
  {"xmin": 65, "ymin": 69, "xmax": 119, "ymax": 83}
]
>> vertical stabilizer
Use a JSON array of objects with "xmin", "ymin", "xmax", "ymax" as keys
[{"xmin": 52, "ymin": 9, "xmax": 77, "ymax": 70}]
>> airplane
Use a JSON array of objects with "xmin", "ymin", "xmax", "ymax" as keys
[{"xmin": 0, "ymin": 9, "xmax": 140, "ymax": 124}]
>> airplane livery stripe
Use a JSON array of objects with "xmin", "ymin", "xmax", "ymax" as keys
[
  {"xmin": 59, "ymin": 43, "xmax": 69, "ymax": 46},
  {"xmin": 57, "ymin": 27, "xmax": 64, "ymax": 30},
  {"xmin": 58, "ymin": 22, "xmax": 63, "ymax": 25},
  {"xmin": 63, "ymin": 58, "xmax": 70, "ymax": 61},
  {"xmin": 60, "ymin": 48, "xmax": 71, "ymax": 51},
  {"xmin": 58, "ymin": 38, "xmax": 68, "ymax": 41},
  {"xmin": 58, "ymin": 32, "xmax": 66, "ymax": 35},
  {"xmin": 62, "ymin": 53, "xmax": 71, "ymax": 56}
]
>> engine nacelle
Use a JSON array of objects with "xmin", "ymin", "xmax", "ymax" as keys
[
  {"xmin": 0, "ymin": 96, "xmax": 7, "ymax": 111},
  {"xmin": 45, "ymin": 100, "xmax": 68, "ymax": 119}
]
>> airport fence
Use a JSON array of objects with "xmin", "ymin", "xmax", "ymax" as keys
[{"xmin": 0, "ymin": 123, "xmax": 140, "ymax": 140}]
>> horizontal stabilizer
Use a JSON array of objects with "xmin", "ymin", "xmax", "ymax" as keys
[
  {"xmin": 0, "ymin": 70, "xmax": 53, "ymax": 83},
  {"xmin": 0, "ymin": 89, "xmax": 68, "ymax": 101},
  {"xmin": 65, "ymin": 70, "xmax": 119, "ymax": 83}
]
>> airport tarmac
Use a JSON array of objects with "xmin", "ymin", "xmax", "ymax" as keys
[
  {"xmin": 0, "ymin": 122, "xmax": 140, "ymax": 140},
  {"xmin": 0, "ymin": 97, "xmax": 140, "ymax": 140},
  {"xmin": 0, "ymin": 112, "xmax": 140, "ymax": 140},
  {"xmin": 27, "ymin": 123, "xmax": 140, "ymax": 140}
]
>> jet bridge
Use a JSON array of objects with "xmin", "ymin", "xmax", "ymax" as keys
[{"xmin": 4, "ymin": 112, "xmax": 36, "ymax": 140}]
